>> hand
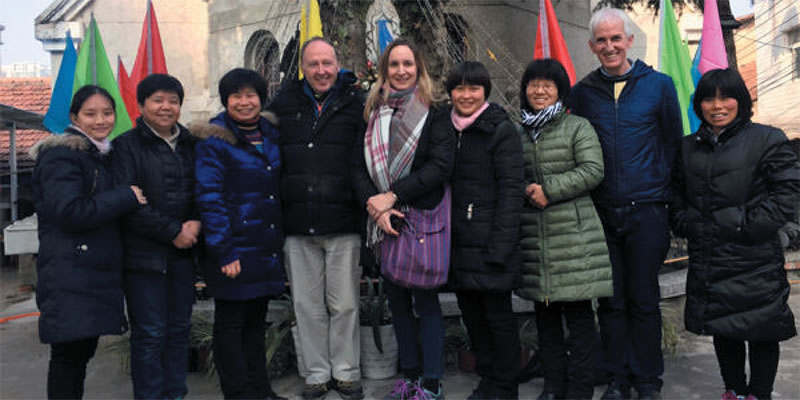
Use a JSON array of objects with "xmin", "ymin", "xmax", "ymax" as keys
[
  {"xmin": 184, "ymin": 220, "xmax": 202, "ymax": 237},
  {"xmin": 527, "ymin": 183, "xmax": 549, "ymax": 209},
  {"xmin": 367, "ymin": 192, "xmax": 397, "ymax": 221},
  {"xmin": 221, "ymin": 259, "xmax": 241, "ymax": 278},
  {"xmin": 377, "ymin": 209, "xmax": 405, "ymax": 236},
  {"xmin": 173, "ymin": 221, "xmax": 200, "ymax": 249},
  {"xmin": 130, "ymin": 185, "xmax": 147, "ymax": 205}
]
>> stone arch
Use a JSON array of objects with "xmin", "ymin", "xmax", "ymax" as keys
[{"xmin": 244, "ymin": 30, "xmax": 281, "ymax": 103}]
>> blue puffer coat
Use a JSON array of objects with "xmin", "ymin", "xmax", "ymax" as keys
[
  {"xmin": 191, "ymin": 112, "xmax": 286, "ymax": 300},
  {"xmin": 31, "ymin": 129, "xmax": 141, "ymax": 344},
  {"xmin": 570, "ymin": 60, "xmax": 682, "ymax": 206}
]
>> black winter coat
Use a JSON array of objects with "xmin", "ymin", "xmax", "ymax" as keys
[
  {"xmin": 353, "ymin": 104, "xmax": 455, "ymax": 210},
  {"xmin": 671, "ymin": 121, "xmax": 799, "ymax": 341},
  {"xmin": 31, "ymin": 130, "xmax": 140, "ymax": 344},
  {"xmin": 268, "ymin": 71, "xmax": 365, "ymax": 236},
  {"xmin": 449, "ymin": 104, "xmax": 524, "ymax": 291},
  {"xmin": 111, "ymin": 118, "xmax": 198, "ymax": 272}
]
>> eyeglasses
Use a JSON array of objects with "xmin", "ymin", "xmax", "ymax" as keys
[{"xmin": 528, "ymin": 82, "xmax": 557, "ymax": 91}]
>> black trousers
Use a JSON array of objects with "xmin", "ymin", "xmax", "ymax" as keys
[
  {"xmin": 213, "ymin": 297, "xmax": 273, "ymax": 399},
  {"xmin": 535, "ymin": 300, "xmax": 596, "ymax": 400},
  {"xmin": 456, "ymin": 290, "xmax": 520, "ymax": 399},
  {"xmin": 48, "ymin": 337, "xmax": 99, "ymax": 399},
  {"xmin": 713, "ymin": 336, "xmax": 780, "ymax": 399}
]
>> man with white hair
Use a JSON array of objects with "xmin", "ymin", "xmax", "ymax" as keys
[{"xmin": 569, "ymin": 7, "xmax": 683, "ymax": 400}]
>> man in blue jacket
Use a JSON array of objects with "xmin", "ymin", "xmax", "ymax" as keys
[{"xmin": 569, "ymin": 7, "xmax": 683, "ymax": 400}]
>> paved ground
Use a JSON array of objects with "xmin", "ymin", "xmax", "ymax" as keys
[{"xmin": 1, "ymin": 264, "xmax": 799, "ymax": 400}]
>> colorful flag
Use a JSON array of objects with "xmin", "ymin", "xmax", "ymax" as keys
[
  {"xmin": 118, "ymin": 56, "xmax": 138, "ymax": 124},
  {"xmin": 533, "ymin": 0, "xmax": 576, "ymax": 85},
  {"xmin": 658, "ymin": 0, "xmax": 693, "ymax": 135},
  {"xmin": 298, "ymin": 0, "xmax": 323, "ymax": 80},
  {"xmin": 73, "ymin": 16, "xmax": 133, "ymax": 139},
  {"xmin": 698, "ymin": 0, "xmax": 728, "ymax": 74},
  {"xmin": 43, "ymin": 31, "xmax": 77, "ymax": 134},
  {"xmin": 127, "ymin": 0, "xmax": 168, "ymax": 121},
  {"xmin": 688, "ymin": 43, "xmax": 703, "ymax": 132},
  {"xmin": 377, "ymin": 20, "xmax": 393, "ymax": 56}
]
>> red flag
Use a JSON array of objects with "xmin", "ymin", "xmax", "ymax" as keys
[
  {"xmin": 128, "ymin": 0, "xmax": 168, "ymax": 121},
  {"xmin": 533, "ymin": 0, "xmax": 576, "ymax": 85},
  {"xmin": 118, "ymin": 56, "xmax": 137, "ymax": 126}
]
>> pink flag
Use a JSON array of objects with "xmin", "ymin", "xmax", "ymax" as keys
[{"xmin": 698, "ymin": 0, "xmax": 728, "ymax": 74}]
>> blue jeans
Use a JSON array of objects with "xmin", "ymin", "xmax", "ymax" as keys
[
  {"xmin": 383, "ymin": 277, "xmax": 444, "ymax": 380},
  {"xmin": 597, "ymin": 203, "xmax": 670, "ymax": 392},
  {"xmin": 125, "ymin": 259, "xmax": 194, "ymax": 399}
]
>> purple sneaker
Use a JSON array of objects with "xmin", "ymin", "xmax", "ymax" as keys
[
  {"xmin": 411, "ymin": 383, "xmax": 443, "ymax": 400},
  {"xmin": 384, "ymin": 379, "xmax": 416, "ymax": 400},
  {"xmin": 722, "ymin": 390, "xmax": 740, "ymax": 400}
]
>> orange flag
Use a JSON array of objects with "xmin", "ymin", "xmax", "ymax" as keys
[{"xmin": 118, "ymin": 56, "xmax": 137, "ymax": 126}]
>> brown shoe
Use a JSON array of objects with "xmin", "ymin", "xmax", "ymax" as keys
[
  {"xmin": 301, "ymin": 382, "xmax": 329, "ymax": 400},
  {"xmin": 332, "ymin": 379, "xmax": 364, "ymax": 400}
]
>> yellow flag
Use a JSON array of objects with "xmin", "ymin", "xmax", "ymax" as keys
[{"xmin": 298, "ymin": 0, "xmax": 324, "ymax": 80}]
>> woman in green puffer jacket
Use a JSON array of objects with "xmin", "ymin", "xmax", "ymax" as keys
[{"xmin": 516, "ymin": 59, "xmax": 612, "ymax": 400}]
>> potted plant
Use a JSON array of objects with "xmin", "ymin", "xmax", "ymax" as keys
[{"xmin": 359, "ymin": 277, "xmax": 397, "ymax": 379}]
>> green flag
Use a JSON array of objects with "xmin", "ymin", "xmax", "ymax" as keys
[
  {"xmin": 659, "ymin": 0, "xmax": 693, "ymax": 136},
  {"xmin": 73, "ymin": 17, "xmax": 132, "ymax": 139}
]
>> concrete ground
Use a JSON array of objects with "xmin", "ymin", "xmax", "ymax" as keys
[{"xmin": 1, "ymin": 264, "xmax": 799, "ymax": 400}]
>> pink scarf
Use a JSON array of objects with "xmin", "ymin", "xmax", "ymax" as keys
[{"xmin": 450, "ymin": 102, "xmax": 489, "ymax": 131}]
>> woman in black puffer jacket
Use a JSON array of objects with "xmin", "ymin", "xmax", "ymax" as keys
[
  {"xmin": 670, "ymin": 68, "xmax": 799, "ymax": 400},
  {"xmin": 31, "ymin": 85, "xmax": 146, "ymax": 399},
  {"xmin": 446, "ymin": 61, "xmax": 525, "ymax": 400}
]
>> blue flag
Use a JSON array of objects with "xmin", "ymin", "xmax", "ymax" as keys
[
  {"xmin": 688, "ymin": 42, "xmax": 703, "ymax": 133},
  {"xmin": 377, "ymin": 19, "xmax": 393, "ymax": 56},
  {"xmin": 43, "ymin": 31, "xmax": 77, "ymax": 134}
]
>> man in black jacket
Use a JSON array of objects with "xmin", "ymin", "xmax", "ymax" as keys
[
  {"xmin": 268, "ymin": 37, "xmax": 365, "ymax": 400},
  {"xmin": 111, "ymin": 74, "xmax": 199, "ymax": 400}
]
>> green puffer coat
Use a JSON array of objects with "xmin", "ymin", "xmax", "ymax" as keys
[{"xmin": 516, "ymin": 111, "xmax": 613, "ymax": 303}]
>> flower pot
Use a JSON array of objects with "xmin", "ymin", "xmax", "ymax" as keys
[
  {"xmin": 291, "ymin": 326, "xmax": 309, "ymax": 378},
  {"xmin": 457, "ymin": 349, "xmax": 476, "ymax": 373},
  {"xmin": 360, "ymin": 324, "xmax": 398, "ymax": 379}
]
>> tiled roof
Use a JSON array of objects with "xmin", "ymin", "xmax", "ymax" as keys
[{"xmin": 0, "ymin": 78, "xmax": 52, "ymax": 173}]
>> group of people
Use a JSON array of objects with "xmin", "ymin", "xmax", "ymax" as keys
[{"xmin": 30, "ymin": 6, "xmax": 797, "ymax": 400}]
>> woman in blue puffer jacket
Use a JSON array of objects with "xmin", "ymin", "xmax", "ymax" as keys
[{"xmin": 191, "ymin": 68, "xmax": 286, "ymax": 400}]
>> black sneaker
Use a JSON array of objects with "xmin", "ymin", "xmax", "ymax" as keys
[
  {"xmin": 331, "ymin": 379, "xmax": 364, "ymax": 400},
  {"xmin": 467, "ymin": 379, "xmax": 495, "ymax": 400},
  {"xmin": 600, "ymin": 382, "xmax": 631, "ymax": 400},
  {"xmin": 636, "ymin": 388, "xmax": 660, "ymax": 400},
  {"xmin": 301, "ymin": 382, "xmax": 330, "ymax": 400}
]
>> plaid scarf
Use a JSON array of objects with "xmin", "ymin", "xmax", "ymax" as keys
[
  {"xmin": 364, "ymin": 86, "xmax": 429, "ymax": 249},
  {"xmin": 521, "ymin": 101, "xmax": 563, "ymax": 141}
]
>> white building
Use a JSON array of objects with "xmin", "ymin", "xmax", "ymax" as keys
[
  {"xmin": 1, "ymin": 62, "xmax": 51, "ymax": 78},
  {"xmin": 753, "ymin": 0, "xmax": 800, "ymax": 138}
]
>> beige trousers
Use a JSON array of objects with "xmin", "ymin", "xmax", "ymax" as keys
[{"xmin": 284, "ymin": 234, "xmax": 362, "ymax": 384}]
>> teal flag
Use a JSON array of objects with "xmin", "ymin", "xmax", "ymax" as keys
[
  {"xmin": 659, "ymin": 0, "xmax": 693, "ymax": 136},
  {"xmin": 43, "ymin": 31, "xmax": 77, "ymax": 134},
  {"xmin": 73, "ymin": 17, "xmax": 132, "ymax": 139}
]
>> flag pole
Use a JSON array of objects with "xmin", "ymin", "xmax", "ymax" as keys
[
  {"xmin": 90, "ymin": 15, "xmax": 97, "ymax": 84},
  {"xmin": 146, "ymin": 0, "xmax": 153, "ymax": 75}
]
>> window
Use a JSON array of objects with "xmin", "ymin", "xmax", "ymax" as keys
[{"xmin": 789, "ymin": 28, "xmax": 800, "ymax": 79}]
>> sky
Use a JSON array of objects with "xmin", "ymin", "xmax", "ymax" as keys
[{"xmin": 0, "ymin": 0, "xmax": 55, "ymax": 67}]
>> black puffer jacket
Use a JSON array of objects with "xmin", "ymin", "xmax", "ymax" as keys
[
  {"xmin": 111, "ymin": 119, "xmax": 198, "ymax": 272},
  {"xmin": 31, "ymin": 130, "xmax": 140, "ymax": 344},
  {"xmin": 671, "ymin": 120, "xmax": 799, "ymax": 341},
  {"xmin": 352, "ymin": 104, "xmax": 455, "ymax": 211},
  {"xmin": 268, "ymin": 71, "xmax": 365, "ymax": 236},
  {"xmin": 449, "ymin": 104, "xmax": 524, "ymax": 291}
]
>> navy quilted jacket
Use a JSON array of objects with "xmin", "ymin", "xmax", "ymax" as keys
[
  {"xmin": 192, "ymin": 112, "xmax": 286, "ymax": 300},
  {"xmin": 570, "ymin": 60, "xmax": 682, "ymax": 206}
]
